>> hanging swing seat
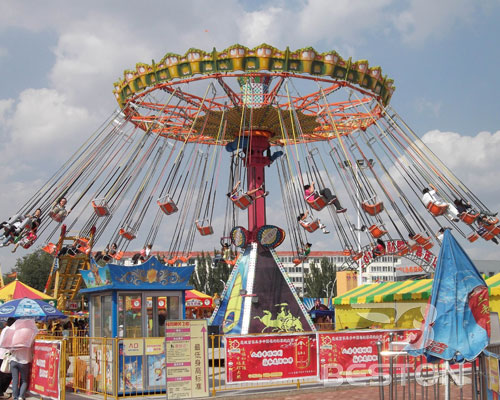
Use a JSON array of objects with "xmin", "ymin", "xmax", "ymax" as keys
[
  {"xmin": 361, "ymin": 200, "xmax": 384, "ymax": 216},
  {"xmin": 397, "ymin": 245, "xmax": 410, "ymax": 256},
  {"xmin": 293, "ymin": 258, "xmax": 304, "ymax": 265},
  {"xmin": 306, "ymin": 195, "xmax": 328, "ymax": 211},
  {"xmin": 231, "ymin": 194, "xmax": 253, "ymax": 210},
  {"xmin": 411, "ymin": 233, "xmax": 431, "ymax": 246},
  {"xmin": 75, "ymin": 238, "xmax": 90, "ymax": 255},
  {"xmin": 372, "ymin": 246, "xmax": 386, "ymax": 257},
  {"xmin": 49, "ymin": 211, "xmax": 65, "ymax": 223},
  {"xmin": 226, "ymin": 258, "xmax": 237, "ymax": 266},
  {"xmin": 119, "ymin": 228, "xmax": 136, "ymax": 241},
  {"xmin": 481, "ymin": 231, "xmax": 495, "ymax": 241},
  {"xmin": 479, "ymin": 217, "xmax": 500, "ymax": 232},
  {"xmin": 423, "ymin": 241, "xmax": 434, "ymax": 250},
  {"xmin": 426, "ymin": 202, "xmax": 448, "ymax": 217},
  {"xmin": 484, "ymin": 225, "xmax": 500, "ymax": 236},
  {"xmin": 467, "ymin": 232, "xmax": 480, "ymax": 243},
  {"xmin": 91, "ymin": 198, "xmax": 111, "ymax": 217},
  {"xmin": 459, "ymin": 212, "xmax": 478, "ymax": 225},
  {"xmin": 368, "ymin": 224, "xmax": 387, "ymax": 239},
  {"xmin": 111, "ymin": 251, "xmax": 124, "ymax": 261},
  {"xmin": 42, "ymin": 242, "xmax": 57, "ymax": 255},
  {"xmin": 157, "ymin": 195, "xmax": 178, "ymax": 215},
  {"xmin": 351, "ymin": 252, "xmax": 363, "ymax": 261},
  {"xmin": 196, "ymin": 220, "xmax": 214, "ymax": 236},
  {"xmin": 299, "ymin": 219, "xmax": 320, "ymax": 233}
]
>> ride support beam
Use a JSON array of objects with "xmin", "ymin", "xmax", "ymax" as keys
[{"xmin": 244, "ymin": 132, "xmax": 272, "ymax": 239}]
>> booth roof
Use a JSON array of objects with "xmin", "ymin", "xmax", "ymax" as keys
[
  {"xmin": 333, "ymin": 279, "xmax": 433, "ymax": 305},
  {"xmin": 79, "ymin": 256, "xmax": 194, "ymax": 293}
]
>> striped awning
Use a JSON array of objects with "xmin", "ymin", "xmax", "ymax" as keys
[
  {"xmin": 333, "ymin": 279, "xmax": 433, "ymax": 305},
  {"xmin": 486, "ymin": 274, "xmax": 500, "ymax": 296}
]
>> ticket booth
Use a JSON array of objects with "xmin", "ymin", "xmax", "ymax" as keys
[{"xmin": 79, "ymin": 256, "xmax": 195, "ymax": 395}]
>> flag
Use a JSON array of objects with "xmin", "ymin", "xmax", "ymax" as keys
[
  {"xmin": 407, "ymin": 229, "xmax": 490, "ymax": 362},
  {"xmin": 7, "ymin": 272, "xmax": 17, "ymax": 279}
]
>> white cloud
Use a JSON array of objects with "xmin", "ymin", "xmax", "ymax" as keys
[
  {"xmin": 392, "ymin": 0, "xmax": 479, "ymax": 44},
  {"xmin": 0, "ymin": 88, "xmax": 93, "ymax": 173},
  {"xmin": 415, "ymin": 98, "xmax": 442, "ymax": 117}
]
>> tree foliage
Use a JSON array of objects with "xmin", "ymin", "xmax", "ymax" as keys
[
  {"xmin": 189, "ymin": 250, "xmax": 232, "ymax": 296},
  {"xmin": 304, "ymin": 257, "xmax": 337, "ymax": 298},
  {"xmin": 5, "ymin": 249, "xmax": 53, "ymax": 291}
]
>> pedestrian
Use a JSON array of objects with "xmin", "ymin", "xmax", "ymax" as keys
[
  {"xmin": 0, "ymin": 317, "xmax": 15, "ymax": 399},
  {"xmin": 10, "ymin": 319, "xmax": 38, "ymax": 400}
]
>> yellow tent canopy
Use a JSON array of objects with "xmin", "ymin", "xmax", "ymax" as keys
[
  {"xmin": 333, "ymin": 279, "xmax": 433, "ymax": 305},
  {"xmin": 0, "ymin": 280, "xmax": 55, "ymax": 303}
]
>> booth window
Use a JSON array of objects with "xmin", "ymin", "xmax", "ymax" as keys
[
  {"xmin": 91, "ymin": 295, "xmax": 112, "ymax": 337},
  {"xmin": 118, "ymin": 294, "xmax": 143, "ymax": 338}
]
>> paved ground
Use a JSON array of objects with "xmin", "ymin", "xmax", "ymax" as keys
[{"xmin": 53, "ymin": 382, "xmax": 475, "ymax": 399}]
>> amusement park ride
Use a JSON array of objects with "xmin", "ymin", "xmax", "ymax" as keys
[{"xmin": 5, "ymin": 44, "xmax": 498, "ymax": 332}]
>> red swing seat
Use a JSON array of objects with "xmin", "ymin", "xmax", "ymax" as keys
[
  {"xmin": 481, "ymin": 231, "xmax": 495, "ymax": 241},
  {"xmin": 42, "ymin": 242, "xmax": 57, "ymax": 255},
  {"xmin": 361, "ymin": 200, "xmax": 384, "ymax": 216},
  {"xmin": 397, "ymin": 245, "xmax": 410, "ymax": 256},
  {"xmin": 293, "ymin": 258, "xmax": 303, "ymax": 265},
  {"xmin": 196, "ymin": 221, "xmax": 214, "ymax": 236},
  {"xmin": 119, "ymin": 228, "xmax": 136, "ymax": 241},
  {"xmin": 306, "ymin": 196, "xmax": 328, "ymax": 211},
  {"xmin": 351, "ymin": 252, "xmax": 363, "ymax": 261},
  {"xmin": 49, "ymin": 211, "xmax": 65, "ymax": 223},
  {"xmin": 426, "ymin": 202, "xmax": 448, "ymax": 217},
  {"xmin": 368, "ymin": 224, "xmax": 387, "ymax": 239},
  {"xmin": 423, "ymin": 241, "xmax": 434, "ymax": 250},
  {"xmin": 412, "ymin": 233, "xmax": 431, "ymax": 245},
  {"xmin": 231, "ymin": 194, "xmax": 253, "ymax": 210},
  {"xmin": 467, "ymin": 232, "xmax": 480, "ymax": 243},
  {"xmin": 91, "ymin": 198, "xmax": 111, "ymax": 217},
  {"xmin": 113, "ymin": 251, "xmax": 124, "ymax": 260},
  {"xmin": 480, "ymin": 218, "xmax": 500, "ymax": 235},
  {"xmin": 299, "ymin": 219, "xmax": 320, "ymax": 233},
  {"xmin": 157, "ymin": 195, "xmax": 178, "ymax": 215},
  {"xmin": 459, "ymin": 212, "xmax": 478, "ymax": 225}
]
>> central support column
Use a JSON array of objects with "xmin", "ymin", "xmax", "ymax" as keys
[{"xmin": 243, "ymin": 131, "xmax": 272, "ymax": 241}]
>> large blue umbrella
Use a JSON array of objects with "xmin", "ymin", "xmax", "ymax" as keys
[{"xmin": 0, "ymin": 297, "xmax": 66, "ymax": 321}]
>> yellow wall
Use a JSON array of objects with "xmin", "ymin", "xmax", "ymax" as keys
[
  {"xmin": 336, "ymin": 271, "xmax": 358, "ymax": 296},
  {"xmin": 489, "ymin": 295, "xmax": 500, "ymax": 316},
  {"xmin": 336, "ymin": 300, "xmax": 427, "ymax": 330}
]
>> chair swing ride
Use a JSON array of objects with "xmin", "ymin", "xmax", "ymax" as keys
[{"xmin": 4, "ymin": 44, "xmax": 497, "ymax": 331}]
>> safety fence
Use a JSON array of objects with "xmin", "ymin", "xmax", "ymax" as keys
[{"xmin": 39, "ymin": 330, "xmax": 494, "ymax": 399}]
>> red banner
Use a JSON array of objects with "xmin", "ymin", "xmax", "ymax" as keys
[
  {"xmin": 318, "ymin": 329, "xmax": 418, "ymax": 380},
  {"xmin": 30, "ymin": 340, "xmax": 61, "ymax": 400},
  {"xmin": 226, "ymin": 333, "xmax": 318, "ymax": 383}
]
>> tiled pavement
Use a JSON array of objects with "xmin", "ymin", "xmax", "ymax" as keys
[{"xmin": 56, "ymin": 382, "xmax": 475, "ymax": 399}]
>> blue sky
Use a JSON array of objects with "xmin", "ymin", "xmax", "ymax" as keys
[{"xmin": 0, "ymin": 0, "xmax": 499, "ymax": 270}]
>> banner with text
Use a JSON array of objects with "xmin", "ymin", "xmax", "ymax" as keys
[
  {"xmin": 226, "ymin": 333, "xmax": 318, "ymax": 383},
  {"xmin": 30, "ymin": 340, "xmax": 61, "ymax": 400}
]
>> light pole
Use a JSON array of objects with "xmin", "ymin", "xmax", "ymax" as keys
[{"xmin": 326, "ymin": 281, "xmax": 333, "ymax": 299}]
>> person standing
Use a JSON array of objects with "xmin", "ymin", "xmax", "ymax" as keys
[
  {"xmin": 10, "ymin": 319, "xmax": 38, "ymax": 400},
  {"xmin": 0, "ymin": 317, "xmax": 15, "ymax": 399}
]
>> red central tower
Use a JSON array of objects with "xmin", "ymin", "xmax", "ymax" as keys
[{"xmin": 243, "ymin": 131, "xmax": 273, "ymax": 240}]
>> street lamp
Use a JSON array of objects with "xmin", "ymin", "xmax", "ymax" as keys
[{"xmin": 326, "ymin": 281, "xmax": 333, "ymax": 299}]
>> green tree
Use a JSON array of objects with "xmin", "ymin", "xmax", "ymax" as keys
[
  {"xmin": 304, "ymin": 257, "xmax": 336, "ymax": 298},
  {"xmin": 189, "ymin": 252, "xmax": 210, "ymax": 291},
  {"xmin": 5, "ymin": 249, "xmax": 53, "ymax": 291},
  {"xmin": 188, "ymin": 250, "xmax": 232, "ymax": 296}
]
